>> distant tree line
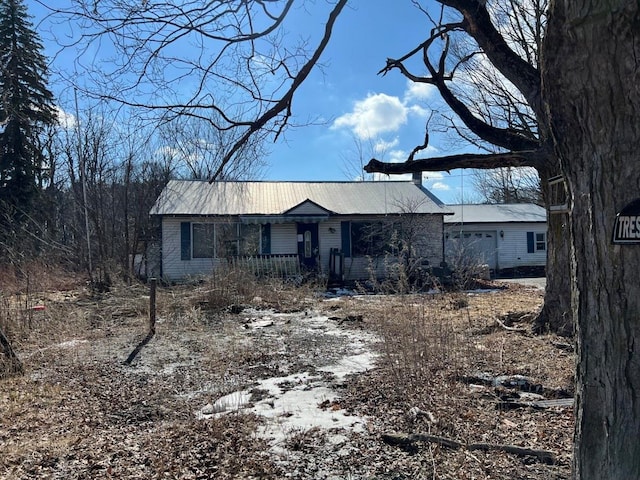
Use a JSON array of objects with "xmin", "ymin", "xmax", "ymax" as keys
[{"xmin": 0, "ymin": 0, "xmax": 267, "ymax": 285}]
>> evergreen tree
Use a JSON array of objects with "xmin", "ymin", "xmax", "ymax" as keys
[{"xmin": 0, "ymin": 0, "xmax": 55, "ymax": 231}]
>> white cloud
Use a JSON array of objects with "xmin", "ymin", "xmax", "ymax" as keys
[
  {"xmin": 404, "ymin": 81, "xmax": 436, "ymax": 102},
  {"xmin": 388, "ymin": 149, "xmax": 408, "ymax": 163},
  {"xmin": 408, "ymin": 104, "xmax": 430, "ymax": 117},
  {"xmin": 372, "ymin": 172, "xmax": 410, "ymax": 181},
  {"xmin": 332, "ymin": 81, "xmax": 435, "ymax": 141},
  {"xmin": 332, "ymin": 93, "xmax": 408, "ymax": 139},
  {"xmin": 429, "ymin": 181, "xmax": 450, "ymax": 191},
  {"xmin": 373, "ymin": 138, "xmax": 399, "ymax": 153},
  {"xmin": 55, "ymin": 106, "xmax": 76, "ymax": 129}
]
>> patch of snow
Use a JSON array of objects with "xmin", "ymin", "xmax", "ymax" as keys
[
  {"xmin": 197, "ymin": 390, "xmax": 253, "ymax": 418},
  {"xmin": 323, "ymin": 288, "xmax": 357, "ymax": 298},
  {"xmin": 57, "ymin": 339, "xmax": 89, "ymax": 349},
  {"xmin": 249, "ymin": 319, "xmax": 275, "ymax": 328},
  {"xmin": 465, "ymin": 289, "xmax": 501, "ymax": 294},
  {"xmin": 318, "ymin": 351, "xmax": 378, "ymax": 381},
  {"xmin": 197, "ymin": 309, "xmax": 379, "ymax": 448},
  {"xmin": 199, "ymin": 369, "xmax": 367, "ymax": 441}
]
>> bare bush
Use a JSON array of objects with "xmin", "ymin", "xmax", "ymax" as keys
[
  {"xmin": 372, "ymin": 295, "xmax": 471, "ymax": 392},
  {"xmin": 445, "ymin": 240, "xmax": 492, "ymax": 290}
]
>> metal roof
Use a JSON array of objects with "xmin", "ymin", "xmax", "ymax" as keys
[
  {"xmin": 150, "ymin": 180, "xmax": 451, "ymax": 216},
  {"xmin": 444, "ymin": 203, "xmax": 547, "ymax": 224}
]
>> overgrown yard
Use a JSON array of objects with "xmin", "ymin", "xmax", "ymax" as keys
[{"xmin": 0, "ymin": 276, "xmax": 574, "ymax": 479}]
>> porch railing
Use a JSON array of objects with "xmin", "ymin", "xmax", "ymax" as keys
[{"xmin": 228, "ymin": 254, "xmax": 300, "ymax": 277}]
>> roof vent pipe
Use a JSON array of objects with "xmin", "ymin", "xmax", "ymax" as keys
[{"xmin": 412, "ymin": 171, "xmax": 422, "ymax": 186}]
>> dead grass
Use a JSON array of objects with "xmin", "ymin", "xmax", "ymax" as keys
[
  {"xmin": 0, "ymin": 273, "xmax": 574, "ymax": 479},
  {"xmin": 333, "ymin": 287, "xmax": 574, "ymax": 478}
]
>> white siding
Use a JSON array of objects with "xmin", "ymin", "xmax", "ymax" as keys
[
  {"xmin": 161, "ymin": 217, "xmax": 225, "ymax": 281},
  {"xmin": 287, "ymin": 201, "xmax": 330, "ymax": 215},
  {"xmin": 444, "ymin": 222, "xmax": 547, "ymax": 271},
  {"xmin": 270, "ymin": 223, "xmax": 297, "ymax": 254},
  {"xmin": 161, "ymin": 214, "xmax": 445, "ymax": 282},
  {"xmin": 318, "ymin": 220, "xmax": 342, "ymax": 274}
]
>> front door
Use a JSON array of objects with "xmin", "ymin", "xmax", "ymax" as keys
[{"xmin": 297, "ymin": 223, "xmax": 319, "ymax": 270}]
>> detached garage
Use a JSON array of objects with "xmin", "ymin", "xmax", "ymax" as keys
[{"xmin": 444, "ymin": 203, "xmax": 547, "ymax": 275}]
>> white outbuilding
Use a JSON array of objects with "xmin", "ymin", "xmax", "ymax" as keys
[{"xmin": 444, "ymin": 203, "xmax": 547, "ymax": 275}]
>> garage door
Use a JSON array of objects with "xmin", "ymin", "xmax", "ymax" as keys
[{"xmin": 446, "ymin": 231, "xmax": 498, "ymax": 270}]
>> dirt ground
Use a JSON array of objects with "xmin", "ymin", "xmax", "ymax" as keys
[{"xmin": 0, "ymin": 280, "xmax": 574, "ymax": 479}]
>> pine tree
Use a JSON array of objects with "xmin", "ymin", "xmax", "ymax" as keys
[{"xmin": 0, "ymin": 0, "xmax": 55, "ymax": 229}]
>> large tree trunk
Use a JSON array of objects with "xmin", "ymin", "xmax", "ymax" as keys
[
  {"xmin": 537, "ymin": 165, "xmax": 573, "ymax": 337},
  {"xmin": 544, "ymin": 1, "xmax": 640, "ymax": 478}
]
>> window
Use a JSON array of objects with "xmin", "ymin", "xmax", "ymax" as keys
[
  {"xmin": 527, "ymin": 231, "xmax": 547, "ymax": 253},
  {"xmin": 190, "ymin": 222, "xmax": 262, "ymax": 259},
  {"xmin": 240, "ymin": 224, "xmax": 261, "ymax": 256},
  {"xmin": 216, "ymin": 223, "xmax": 238, "ymax": 257},
  {"xmin": 192, "ymin": 223, "xmax": 215, "ymax": 258},
  {"xmin": 304, "ymin": 230, "xmax": 312, "ymax": 257},
  {"xmin": 351, "ymin": 221, "xmax": 397, "ymax": 256}
]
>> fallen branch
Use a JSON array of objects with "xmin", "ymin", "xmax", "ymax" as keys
[
  {"xmin": 382, "ymin": 432, "xmax": 556, "ymax": 464},
  {"xmin": 495, "ymin": 317, "xmax": 529, "ymax": 333},
  {"xmin": 458, "ymin": 372, "xmax": 573, "ymax": 399},
  {"xmin": 497, "ymin": 398, "xmax": 574, "ymax": 411}
]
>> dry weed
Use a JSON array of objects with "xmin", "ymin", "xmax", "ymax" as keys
[{"xmin": 1, "ymin": 272, "xmax": 573, "ymax": 479}]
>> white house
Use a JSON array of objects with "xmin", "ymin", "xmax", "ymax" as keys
[
  {"xmin": 150, "ymin": 180, "xmax": 451, "ymax": 283},
  {"xmin": 444, "ymin": 203, "xmax": 547, "ymax": 274}
]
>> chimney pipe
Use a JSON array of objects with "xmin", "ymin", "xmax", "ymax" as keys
[{"xmin": 412, "ymin": 171, "xmax": 422, "ymax": 186}]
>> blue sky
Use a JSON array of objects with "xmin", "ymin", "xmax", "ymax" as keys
[
  {"xmin": 28, "ymin": 0, "xmax": 478, "ymax": 204},
  {"xmin": 261, "ymin": 0, "xmax": 475, "ymax": 203}
]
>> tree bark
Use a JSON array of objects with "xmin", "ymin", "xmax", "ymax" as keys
[
  {"xmin": 543, "ymin": 1, "xmax": 640, "ymax": 478},
  {"xmin": 536, "ymin": 165, "xmax": 573, "ymax": 337}
]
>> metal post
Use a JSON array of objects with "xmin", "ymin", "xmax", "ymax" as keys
[{"xmin": 149, "ymin": 278, "xmax": 156, "ymax": 335}]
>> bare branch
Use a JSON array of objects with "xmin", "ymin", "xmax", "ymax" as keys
[
  {"xmin": 407, "ymin": 112, "xmax": 435, "ymax": 163},
  {"xmin": 210, "ymin": 0, "xmax": 348, "ymax": 181},
  {"xmin": 379, "ymin": 10, "xmax": 539, "ymax": 153},
  {"xmin": 364, "ymin": 149, "xmax": 547, "ymax": 175},
  {"xmin": 436, "ymin": 0, "xmax": 542, "ymax": 115}
]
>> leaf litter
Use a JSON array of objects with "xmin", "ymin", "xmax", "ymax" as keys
[{"xmin": 0, "ymin": 281, "xmax": 573, "ymax": 479}]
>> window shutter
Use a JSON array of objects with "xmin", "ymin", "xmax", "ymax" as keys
[
  {"xmin": 261, "ymin": 223, "xmax": 271, "ymax": 254},
  {"xmin": 526, "ymin": 231, "xmax": 534, "ymax": 253},
  {"xmin": 341, "ymin": 221, "xmax": 351, "ymax": 257},
  {"xmin": 181, "ymin": 222, "xmax": 191, "ymax": 260}
]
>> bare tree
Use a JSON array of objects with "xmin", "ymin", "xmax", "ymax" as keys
[
  {"xmin": 362, "ymin": 2, "xmax": 640, "ymax": 476},
  {"xmin": 40, "ymin": 0, "xmax": 348, "ymax": 179},
  {"xmin": 472, "ymin": 166, "xmax": 542, "ymax": 204},
  {"xmin": 158, "ymin": 114, "xmax": 267, "ymax": 181},
  {"xmin": 363, "ymin": 0, "xmax": 571, "ymax": 337},
  {"xmin": 340, "ymin": 134, "xmax": 390, "ymax": 182}
]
